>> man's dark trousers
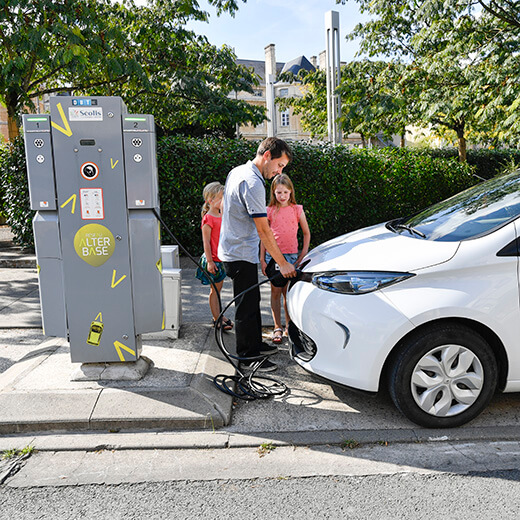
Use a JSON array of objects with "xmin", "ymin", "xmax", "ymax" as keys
[{"xmin": 223, "ymin": 261, "xmax": 262, "ymax": 359}]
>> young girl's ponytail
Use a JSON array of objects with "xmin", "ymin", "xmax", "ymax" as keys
[{"xmin": 201, "ymin": 181, "xmax": 224, "ymax": 217}]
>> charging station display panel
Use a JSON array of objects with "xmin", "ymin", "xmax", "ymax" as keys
[{"xmin": 50, "ymin": 97, "xmax": 139, "ymax": 363}]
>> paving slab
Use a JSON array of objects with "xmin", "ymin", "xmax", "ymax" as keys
[{"xmin": 0, "ymin": 390, "xmax": 101, "ymax": 433}]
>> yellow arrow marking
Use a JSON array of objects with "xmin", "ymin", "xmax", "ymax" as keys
[
  {"xmin": 111, "ymin": 158, "xmax": 119, "ymax": 169},
  {"xmin": 114, "ymin": 341, "xmax": 135, "ymax": 362},
  {"xmin": 61, "ymin": 194, "xmax": 76, "ymax": 214},
  {"xmin": 111, "ymin": 269, "xmax": 127, "ymax": 288},
  {"xmin": 51, "ymin": 102, "xmax": 73, "ymax": 137},
  {"xmin": 95, "ymin": 312, "xmax": 103, "ymax": 322}
]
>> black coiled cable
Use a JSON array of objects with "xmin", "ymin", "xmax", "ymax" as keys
[{"xmin": 153, "ymin": 209, "xmax": 290, "ymax": 401}]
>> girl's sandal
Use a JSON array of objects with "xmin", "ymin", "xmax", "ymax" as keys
[
  {"xmin": 213, "ymin": 318, "xmax": 234, "ymax": 332},
  {"xmin": 222, "ymin": 318, "xmax": 234, "ymax": 331},
  {"xmin": 272, "ymin": 328, "xmax": 283, "ymax": 344}
]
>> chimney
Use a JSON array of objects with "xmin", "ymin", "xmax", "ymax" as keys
[
  {"xmin": 265, "ymin": 43, "xmax": 277, "ymax": 77},
  {"xmin": 310, "ymin": 56, "xmax": 317, "ymax": 69},
  {"xmin": 319, "ymin": 50, "xmax": 326, "ymax": 71}
]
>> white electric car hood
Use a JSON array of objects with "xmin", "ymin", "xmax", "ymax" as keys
[{"xmin": 302, "ymin": 222, "xmax": 460, "ymax": 273}]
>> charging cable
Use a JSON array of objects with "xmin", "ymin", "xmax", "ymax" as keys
[{"xmin": 153, "ymin": 209, "xmax": 296, "ymax": 401}]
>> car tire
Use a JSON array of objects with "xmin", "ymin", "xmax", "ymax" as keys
[{"xmin": 388, "ymin": 324, "xmax": 498, "ymax": 428}]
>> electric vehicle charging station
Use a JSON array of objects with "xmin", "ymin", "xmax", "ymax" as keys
[{"xmin": 23, "ymin": 96, "xmax": 164, "ymax": 364}]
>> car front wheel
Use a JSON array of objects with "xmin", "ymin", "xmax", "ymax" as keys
[{"xmin": 389, "ymin": 324, "xmax": 498, "ymax": 428}]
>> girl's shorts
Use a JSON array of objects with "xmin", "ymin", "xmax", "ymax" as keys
[
  {"xmin": 195, "ymin": 253, "xmax": 226, "ymax": 285},
  {"xmin": 265, "ymin": 253, "xmax": 299, "ymax": 265}
]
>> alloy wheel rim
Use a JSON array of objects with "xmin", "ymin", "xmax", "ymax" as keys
[{"xmin": 411, "ymin": 344, "xmax": 484, "ymax": 417}]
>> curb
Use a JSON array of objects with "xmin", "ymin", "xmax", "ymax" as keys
[
  {"xmin": 0, "ymin": 256, "xmax": 37, "ymax": 269},
  {"xmin": 1, "ymin": 425, "xmax": 520, "ymax": 453}
]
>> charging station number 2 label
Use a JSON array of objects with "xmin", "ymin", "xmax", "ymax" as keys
[{"xmin": 80, "ymin": 188, "xmax": 104, "ymax": 220}]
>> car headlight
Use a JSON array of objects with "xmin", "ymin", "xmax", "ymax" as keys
[{"xmin": 310, "ymin": 271, "xmax": 415, "ymax": 294}]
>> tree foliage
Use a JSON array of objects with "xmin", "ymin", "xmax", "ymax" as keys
[
  {"xmin": 0, "ymin": 0, "xmax": 264, "ymax": 138},
  {"xmin": 278, "ymin": 61, "xmax": 414, "ymax": 147},
  {"xmin": 336, "ymin": 0, "xmax": 520, "ymax": 159}
]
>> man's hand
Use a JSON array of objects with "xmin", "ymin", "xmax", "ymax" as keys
[
  {"xmin": 254, "ymin": 216, "xmax": 296, "ymax": 278},
  {"xmin": 279, "ymin": 260, "xmax": 296, "ymax": 278}
]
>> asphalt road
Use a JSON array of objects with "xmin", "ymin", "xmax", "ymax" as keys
[
  {"xmin": 2, "ymin": 439, "xmax": 520, "ymax": 519},
  {"xmin": 1, "ymin": 467, "xmax": 519, "ymax": 519}
]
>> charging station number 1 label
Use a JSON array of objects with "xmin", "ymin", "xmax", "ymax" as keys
[{"xmin": 80, "ymin": 188, "xmax": 104, "ymax": 220}]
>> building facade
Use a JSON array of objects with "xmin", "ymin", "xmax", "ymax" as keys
[{"xmin": 235, "ymin": 44, "xmax": 316, "ymax": 142}]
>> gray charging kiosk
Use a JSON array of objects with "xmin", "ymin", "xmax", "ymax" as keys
[{"xmin": 23, "ymin": 96, "xmax": 164, "ymax": 364}]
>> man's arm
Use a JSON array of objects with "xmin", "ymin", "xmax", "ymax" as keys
[{"xmin": 254, "ymin": 217, "xmax": 296, "ymax": 278}]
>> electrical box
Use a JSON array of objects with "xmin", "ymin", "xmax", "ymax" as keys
[{"xmin": 23, "ymin": 96, "xmax": 164, "ymax": 363}]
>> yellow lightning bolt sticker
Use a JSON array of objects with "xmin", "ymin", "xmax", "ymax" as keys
[
  {"xmin": 61, "ymin": 193, "xmax": 76, "ymax": 214},
  {"xmin": 111, "ymin": 158, "xmax": 119, "ymax": 169},
  {"xmin": 114, "ymin": 341, "xmax": 135, "ymax": 362},
  {"xmin": 51, "ymin": 102, "xmax": 73, "ymax": 137},
  {"xmin": 111, "ymin": 269, "xmax": 127, "ymax": 288}
]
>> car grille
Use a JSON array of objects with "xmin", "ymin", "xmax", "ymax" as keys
[{"xmin": 288, "ymin": 321, "xmax": 317, "ymax": 362}]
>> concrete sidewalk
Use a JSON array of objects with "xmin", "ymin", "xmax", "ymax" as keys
[{"xmin": 0, "ymin": 225, "xmax": 272, "ymax": 435}]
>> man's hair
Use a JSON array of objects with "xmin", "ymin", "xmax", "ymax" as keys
[{"xmin": 256, "ymin": 137, "xmax": 293, "ymax": 163}]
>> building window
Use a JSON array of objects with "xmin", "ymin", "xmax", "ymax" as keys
[
  {"xmin": 279, "ymin": 88, "xmax": 289, "ymax": 97},
  {"xmin": 281, "ymin": 110, "xmax": 290, "ymax": 127}
]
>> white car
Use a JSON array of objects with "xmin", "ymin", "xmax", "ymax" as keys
[{"xmin": 287, "ymin": 170, "xmax": 520, "ymax": 428}]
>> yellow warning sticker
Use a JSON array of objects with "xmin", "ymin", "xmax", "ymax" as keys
[
  {"xmin": 74, "ymin": 224, "xmax": 115, "ymax": 267},
  {"xmin": 156, "ymin": 258, "xmax": 162, "ymax": 274},
  {"xmin": 61, "ymin": 193, "xmax": 77, "ymax": 214},
  {"xmin": 114, "ymin": 341, "xmax": 136, "ymax": 362},
  {"xmin": 111, "ymin": 269, "xmax": 126, "ymax": 288},
  {"xmin": 51, "ymin": 102, "xmax": 73, "ymax": 137}
]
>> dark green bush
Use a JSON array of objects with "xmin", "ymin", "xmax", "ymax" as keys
[
  {"xmin": 0, "ymin": 136, "xmax": 480, "ymax": 254},
  {"xmin": 0, "ymin": 138, "xmax": 33, "ymax": 250},
  {"xmin": 423, "ymin": 147, "xmax": 520, "ymax": 179},
  {"xmin": 158, "ymin": 138, "xmax": 477, "ymax": 254}
]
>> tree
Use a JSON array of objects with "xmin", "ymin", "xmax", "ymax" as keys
[
  {"xmin": 276, "ymin": 69, "xmax": 328, "ymax": 139},
  {"xmin": 339, "ymin": 0, "xmax": 520, "ymax": 160},
  {"xmin": 0, "ymin": 0, "xmax": 263, "ymax": 139},
  {"xmin": 278, "ymin": 61, "xmax": 415, "ymax": 147},
  {"xmin": 93, "ymin": 3, "xmax": 265, "ymax": 136},
  {"xmin": 337, "ymin": 60, "xmax": 414, "ymax": 147}
]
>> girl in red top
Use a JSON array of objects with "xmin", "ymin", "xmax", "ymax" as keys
[
  {"xmin": 260, "ymin": 174, "xmax": 310, "ymax": 344},
  {"xmin": 196, "ymin": 182, "xmax": 233, "ymax": 330}
]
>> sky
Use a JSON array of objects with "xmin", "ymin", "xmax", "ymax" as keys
[{"xmin": 185, "ymin": 0, "xmax": 368, "ymax": 64}]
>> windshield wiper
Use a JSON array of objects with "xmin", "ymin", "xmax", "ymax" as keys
[{"xmin": 395, "ymin": 224, "xmax": 426, "ymax": 238}]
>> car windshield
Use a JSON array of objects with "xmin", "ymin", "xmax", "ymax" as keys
[{"xmin": 391, "ymin": 170, "xmax": 520, "ymax": 242}]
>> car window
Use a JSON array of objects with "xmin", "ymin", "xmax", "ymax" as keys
[{"xmin": 393, "ymin": 170, "xmax": 520, "ymax": 241}]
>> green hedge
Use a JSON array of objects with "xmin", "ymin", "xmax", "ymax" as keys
[
  {"xmin": 424, "ymin": 148, "xmax": 520, "ymax": 180},
  {"xmin": 0, "ymin": 137, "xmax": 481, "ymax": 253},
  {"xmin": 158, "ymin": 138, "xmax": 477, "ymax": 254},
  {"xmin": 0, "ymin": 138, "xmax": 33, "ymax": 250}
]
